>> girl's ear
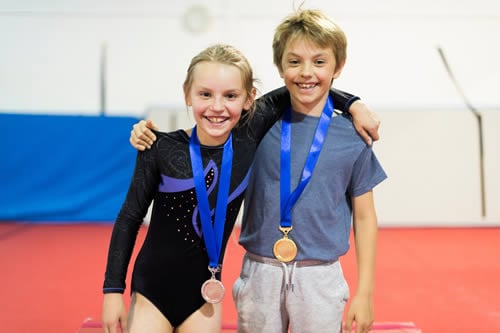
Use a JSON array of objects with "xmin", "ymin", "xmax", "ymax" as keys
[
  {"xmin": 184, "ymin": 86, "xmax": 192, "ymax": 106},
  {"xmin": 243, "ymin": 87, "xmax": 257, "ymax": 110}
]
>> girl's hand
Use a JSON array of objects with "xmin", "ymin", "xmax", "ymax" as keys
[
  {"xmin": 102, "ymin": 293, "xmax": 128, "ymax": 333},
  {"xmin": 130, "ymin": 119, "xmax": 159, "ymax": 151}
]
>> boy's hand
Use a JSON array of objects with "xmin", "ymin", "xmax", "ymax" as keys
[
  {"xmin": 343, "ymin": 294, "xmax": 373, "ymax": 333},
  {"xmin": 130, "ymin": 119, "xmax": 159, "ymax": 151},
  {"xmin": 349, "ymin": 100, "xmax": 380, "ymax": 146}
]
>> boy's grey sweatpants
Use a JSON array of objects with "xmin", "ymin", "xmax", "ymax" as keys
[{"xmin": 232, "ymin": 252, "xmax": 349, "ymax": 333}]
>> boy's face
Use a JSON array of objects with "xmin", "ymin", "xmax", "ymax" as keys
[{"xmin": 279, "ymin": 37, "xmax": 344, "ymax": 115}]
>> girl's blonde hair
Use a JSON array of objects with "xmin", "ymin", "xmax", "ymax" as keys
[{"xmin": 183, "ymin": 44, "xmax": 258, "ymax": 117}]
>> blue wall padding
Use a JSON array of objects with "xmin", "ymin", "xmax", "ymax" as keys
[{"xmin": 1, "ymin": 113, "xmax": 141, "ymax": 222}]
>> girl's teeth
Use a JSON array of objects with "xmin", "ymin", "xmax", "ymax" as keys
[{"xmin": 208, "ymin": 117, "xmax": 225, "ymax": 123}]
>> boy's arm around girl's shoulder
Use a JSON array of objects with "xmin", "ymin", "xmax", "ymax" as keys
[
  {"xmin": 257, "ymin": 85, "xmax": 360, "ymax": 113},
  {"xmin": 330, "ymin": 87, "xmax": 360, "ymax": 112},
  {"xmin": 246, "ymin": 86, "xmax": 361, "ymax": 142}
]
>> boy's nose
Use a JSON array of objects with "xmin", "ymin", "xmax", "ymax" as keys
[{"xmin": 300, "ymin": 63, "xmax": 313, "ymax": 77}]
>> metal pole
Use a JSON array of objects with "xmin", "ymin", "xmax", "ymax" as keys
[
  {"xmin": 437, "ymin": 46, "xmax": 486, "ymax": 218},
  {"xmin": 100, "ymin": 43, "xmax": 107, "ymax": 116}
]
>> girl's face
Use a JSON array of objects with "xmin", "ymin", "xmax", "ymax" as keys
[
  {"xmin": 186, "ymin": 61, "xmax": 253, "ymax": 146},
  {"xmin": 279, "ymin": 37, "xmax": 344, "ymax": 116}
]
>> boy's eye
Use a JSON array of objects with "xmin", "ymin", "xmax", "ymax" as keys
[
  {"xmin": 288, "ymin": 59, "xmax": 299, "ymax": 65},
  {"xmin": 315, "ymin": 59, "xmax": 326, "ymax": 65},
  {"xmin": 199, "ymin": 91, "xmax": 211, "ymax": 98}
]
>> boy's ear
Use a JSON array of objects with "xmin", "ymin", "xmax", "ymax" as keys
[
  {"xmin": 277, "ymin": 65, "xmax": 285, "ymax": 78},
  {"xmin": 333, "ymin": 60, "xmax": 346, "ymax": 80}
]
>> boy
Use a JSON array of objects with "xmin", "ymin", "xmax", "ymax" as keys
[{"xmin": 232, "ymin": 9, "xmax": 386, "ymax": 333}]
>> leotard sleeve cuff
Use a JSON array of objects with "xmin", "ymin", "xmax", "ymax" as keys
[{"xmin": 103, "ymin": 287, "xmax": 125, "ymax": 294}]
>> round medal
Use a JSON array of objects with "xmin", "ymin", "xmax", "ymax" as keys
[
  {"xmin": 273, "ymin": 237, "xmax": 298, "ymax": 263},
  {"xmin": 201, "ymin": 278, "xmax": 225, "ymax": 304}
]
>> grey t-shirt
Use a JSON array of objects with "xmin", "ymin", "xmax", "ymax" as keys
[{"xmin": 239, "ymin": 110, "xmax": 387, "ymax": 261}]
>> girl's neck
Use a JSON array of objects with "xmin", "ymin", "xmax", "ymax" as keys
[{"xmin": 186, "ymin": 128, "xmax": 229, "ymax": 146}]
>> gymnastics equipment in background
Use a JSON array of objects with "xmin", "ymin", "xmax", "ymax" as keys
[{"xmin": 436, "ymin": 46, "xmax": 486, "ymax": 219}]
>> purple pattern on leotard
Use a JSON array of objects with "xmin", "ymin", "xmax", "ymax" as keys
[
  {"xmin": 191, "ymin": 168, "xmax": 250, "ymax": 237},
  {"xmin": 158, "ymin": 160, "xmax": 251, "ymax": 237},
  {"xmin": 158, "ymin": 160, "xmax": 218, "ymax": 193}
]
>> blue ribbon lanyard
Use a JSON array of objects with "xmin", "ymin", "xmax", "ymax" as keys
[
  {"xmin": 280, "ymin": 96, "xmax": 334, "ymax": 228},
  {"xmin": 189, "ymin": 127, "xmax": 233, "ymax": 269}
]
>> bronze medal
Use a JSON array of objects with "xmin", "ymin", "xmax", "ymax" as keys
[
  {"xmin": 273, "ymin": 226, "xmax": 298, "ymax": 263},
  {"xmin": 201, "ymin": 277, "xmax": 225, "ymax": 304}
]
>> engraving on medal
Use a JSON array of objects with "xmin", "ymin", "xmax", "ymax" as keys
[
  {"xmin": 273, "ymin": 226, "xmax": 298, "ymax": 262},
  {"xmin": 201, "ymin": 278, "xmax": 225, "ymax": 304}
]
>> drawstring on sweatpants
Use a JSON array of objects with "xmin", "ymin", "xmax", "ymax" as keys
[
  {"xmin": 245, "ymin": 252, "xmax": 336, "ymax": 295},
  {"xmin": 281, "ymin": 261, "xmax": 297, "ymax": 293}
]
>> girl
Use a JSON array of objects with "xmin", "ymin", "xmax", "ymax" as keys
[{"xmin": 102, "ymin": 44, "xmax": 262, "ymax": 333}]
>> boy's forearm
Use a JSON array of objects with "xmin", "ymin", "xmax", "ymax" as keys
[
  {"xmin": 331, "ymin": 87, "xmax": 360, "ymax": 113},
  {"xmin": 353, "ymin": 214, "xmax": 378, "ymax": 296},
  {"xmin": 261, "ymin": 86, "xmax": 360, "ymax": 113}
]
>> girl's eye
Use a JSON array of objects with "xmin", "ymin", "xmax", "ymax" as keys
[
  {"xmin": 199, "ymin": 92, "xmax": 211, "ymax": 98},
  {"xmin": 226, "ymin": 93, "xmax": 237, "ymax": 99},
  {"xmin": 315, "ymin": 59, "xmax": 325, "ymax": 65}
]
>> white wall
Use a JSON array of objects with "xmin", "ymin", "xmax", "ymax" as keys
[
  {"xmin": 1, "ymin": 0, "xmax": 499, "ymax": 114},
  {"xmin": 1, "ymin": 0, "xmax": 499, "ymax": 225},
  {"xmin": 374, "ymin": 109, "xmax": 500, "ymax": 226}
]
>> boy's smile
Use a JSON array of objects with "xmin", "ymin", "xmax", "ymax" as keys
[{"xmin": 279, "ymin": 37, "xmax": 344, "ymax": 116}]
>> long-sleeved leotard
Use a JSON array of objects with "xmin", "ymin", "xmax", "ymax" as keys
[{"xmin": 102, "ymin": 86, "xmax": 358, "ymax": 327}]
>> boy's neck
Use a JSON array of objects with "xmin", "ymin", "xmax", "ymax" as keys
[{"xmin": 289, "ymin": 93, "xmax": 330, "ymax": 117}]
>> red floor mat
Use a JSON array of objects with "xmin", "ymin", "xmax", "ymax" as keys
[{"xmin": 1, "ymin": 222, "xmax": 499, "ymax": 333}]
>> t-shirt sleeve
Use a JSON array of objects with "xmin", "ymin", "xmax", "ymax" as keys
[
  {"xmin": 348, "ymin": 145, "xmax": 387, "ymax": 198},
  {"xmin": 103, "ymin": 144, "xmax": 160, "ymax": 294}
]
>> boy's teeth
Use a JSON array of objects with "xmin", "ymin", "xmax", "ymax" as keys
[{"xmin": 299, "ymin": 83, "xmax": 315, "ymax": 89}]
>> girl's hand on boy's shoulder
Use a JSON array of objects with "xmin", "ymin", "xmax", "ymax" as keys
[{"xmin": 130, "ymin": 119, "xmax": 159, "ymax": 151}]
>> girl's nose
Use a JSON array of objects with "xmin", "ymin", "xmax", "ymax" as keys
[{"xmin": 211, "ymin": 97, "xmax": 224, "ymax": 111}]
